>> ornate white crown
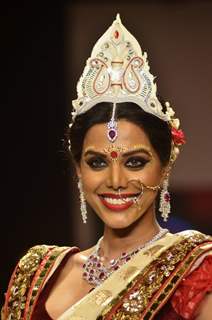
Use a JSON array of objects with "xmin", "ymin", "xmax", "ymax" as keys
[
  {"xmin": 72, "ymin": 14, "xmax": 175, "ymax": 122},
  {"xmin": 71, "ymin": 14, "xmax": 185, "ymax": 162}
]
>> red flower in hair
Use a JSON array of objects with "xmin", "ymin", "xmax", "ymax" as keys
[{"xmin": 171, "ymin": 128, "xmax": 186, "ymax": 145}]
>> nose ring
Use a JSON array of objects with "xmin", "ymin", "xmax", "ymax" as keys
[{"xmin": 117, "ymin": 181, "xmax": 144, "ymax": 207}]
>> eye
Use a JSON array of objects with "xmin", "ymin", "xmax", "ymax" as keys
[
  {"xmin": 125, "ymin": 156, "xmax": 150, "ymax": 169},
  {"xmin": 86, "ymin": 156, "xmax": 107, "ymax": 170}
]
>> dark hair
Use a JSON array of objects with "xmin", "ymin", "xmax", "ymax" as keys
[{"xmin": 68, "ymin": 102, "xmax": 172, "ymax": 166}]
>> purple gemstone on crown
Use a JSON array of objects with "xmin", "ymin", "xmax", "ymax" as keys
[
  {"xmin": 107, "ymin": 128, "xmax": 117, "ymax": 142},
  {"xmin": 107, "ymin": 119, "xmax": 118, "ymax": 142},
  {"xmin": 109, "ymin": 130, "xmax": 116, "ymax": 139}
]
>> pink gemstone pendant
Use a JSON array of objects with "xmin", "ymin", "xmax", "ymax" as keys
[{"xmin": 164, "ymin": 192, "xmax": 170, "ymax": 202}]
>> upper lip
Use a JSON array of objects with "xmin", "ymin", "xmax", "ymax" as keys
[{"xmin": 99, "ymin": 193, "xmax": 140, "ymax": 199}]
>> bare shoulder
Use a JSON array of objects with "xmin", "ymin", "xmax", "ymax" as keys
[
  {"xmin": 72, "ymin": 247, "xmax": 94, "ymax": 265},
  {"xmin": 56, "ymin": 246, "xmax": 94, "ymax": 281},
  {"xmin": 45, "ymin": 246, "xmax": 95, "ymax": 317}
]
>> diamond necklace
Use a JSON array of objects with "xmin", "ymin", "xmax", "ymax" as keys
[{"xmin": 82, "ymin": 228, "xmax": 169, "ymax": 287}]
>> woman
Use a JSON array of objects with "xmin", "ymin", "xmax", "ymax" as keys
[{"xmin": 2, "ymin": 14, "xmax": 212, "ymax": 320}]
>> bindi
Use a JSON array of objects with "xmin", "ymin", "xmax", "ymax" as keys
[
  {"xmin": 84, "ymin": 145, "xmax": 153, "ymax": 162},
  {"xmin": 103, "ymin": 144, "xmax": 153, "ymax": 161},
  {"xmin": 103, "ymin": 145, "xmax": 128, "ymax": 161}
]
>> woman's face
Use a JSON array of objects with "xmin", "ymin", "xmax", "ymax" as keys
[{"xmin": 76, "ymin": 120, "xmax": 166, "ymax": 229}]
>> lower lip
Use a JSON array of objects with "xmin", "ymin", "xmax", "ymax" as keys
[{"xmin": 99, "ymin": 197, "xmax": 134, "ymax": 212}]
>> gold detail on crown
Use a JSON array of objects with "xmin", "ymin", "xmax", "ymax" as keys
[{"xmin": 72, "ymin": 14, "xmax": 174, "ymax": 122}]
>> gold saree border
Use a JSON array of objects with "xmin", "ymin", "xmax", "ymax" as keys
[
  {"xmin": 2, "ymin": 231, "xmax": 211, "ymax": 320},
  {"xmin": 57, "ymin": 231, "xmax": 211, "ymax": 320},
  {"xmin": 99, "ymin": 233, "xmax": 212, "ymax": 320},
  {"xmin": 1, "ymin": 245, "xmax": 71, "ymax": 320},
  {"xmin": 143, "ymin": 244, "xmax": 212, "ymax": 320}
]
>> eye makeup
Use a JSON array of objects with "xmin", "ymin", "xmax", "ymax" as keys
[
  {"xmin": 84, "ymin": 144, "xmax": 153, "ymax": 170},
  {"xmin": 86, "ymin": 156, "xmax": 107, "ymax": 170},
  {"xmin": 124, "ymin": 156, "xmax": 150, "ymax": 170}
]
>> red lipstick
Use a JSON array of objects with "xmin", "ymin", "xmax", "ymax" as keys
[
  {"xmin": 100, "ymin": 198, "xmax": 134, "ymax": 211},
  {"xmin": 98, "ymin": 193, "xmax": 139, "ymax": 212}
]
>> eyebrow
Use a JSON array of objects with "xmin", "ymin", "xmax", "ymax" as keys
[
  {"xmin": 122, "ymin": 148, "xmax": 153, "ymax": 157},
  {"xmin": 84, "ymin": 150, "xmax": 108, "ymax": 158},
  {"xmin": 84, "ymin": 147, "xmax": 152, "ymax": 158}
]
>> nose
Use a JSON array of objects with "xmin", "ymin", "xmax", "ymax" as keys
[{"xmin": 105, "ymin": 162, "xmax": 128, "ymax": 190}]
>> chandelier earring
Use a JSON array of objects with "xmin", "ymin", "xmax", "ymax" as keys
[
  {"xmin": 159, "ymin": 177, "xmax": 171, "ymax": 222},
  {"xmin": 77, "ymin": 178, "xmax": 88, "ymax": 224}
]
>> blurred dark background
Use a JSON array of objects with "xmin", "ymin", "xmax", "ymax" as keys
[{"xmin": 2, "ymin": 0, "xmax": 212, "ymax": 307}]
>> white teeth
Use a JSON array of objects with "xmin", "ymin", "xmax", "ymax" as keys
[{"xmin": 102, "ymin": 197, "xmax": 135, "ymax": 205}]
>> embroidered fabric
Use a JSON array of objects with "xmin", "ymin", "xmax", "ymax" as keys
[
  {"xmin": 171, "ymin": 255, "xmax": 212, "ymax": 319},
  {"xmin": 31, "ymin": 252, "xmax": 212, "ymax": 320},
  {"xmin": 32, "ymin": 249, "xmax": 79, "ymax": 320}
]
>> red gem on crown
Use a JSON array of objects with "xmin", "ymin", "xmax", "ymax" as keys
[{"xmin": 114, "ymin": 30, "xmax": 119, "ymax": 39}]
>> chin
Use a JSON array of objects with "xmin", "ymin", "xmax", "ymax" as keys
[
  {"xmin": 99, "ymin": 210, "xmax": 142, "ymax": 230},
  {"xmin": 104, "ymin": 220, "xmax": 132, "ymax": 230}
]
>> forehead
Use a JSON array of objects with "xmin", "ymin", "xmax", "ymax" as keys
[{"xmin": 82, "ymin": 120, "xmax": 151, "ymax": 150}]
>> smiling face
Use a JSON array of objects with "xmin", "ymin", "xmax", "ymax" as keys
[{"xmin": 76, "ymin": 120, "xmax": 166, "ymax": 229}]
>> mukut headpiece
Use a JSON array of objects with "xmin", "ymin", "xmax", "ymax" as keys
[
  {"xmin": 71, "ymin": 14, "xmax": 186, "ymax": 223},
  {"xmin": 71, "ymin": 14, "xmax": 185, "ymax": 161}
]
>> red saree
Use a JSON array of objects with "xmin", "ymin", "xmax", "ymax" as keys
[{"xmin": 2, "ymin": 231, "xmax": 212, "ymax": 320}]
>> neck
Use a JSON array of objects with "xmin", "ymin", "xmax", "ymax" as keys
[{"xmin": 101, "ymin": 212, "xmax": 163, "ymax": 261}]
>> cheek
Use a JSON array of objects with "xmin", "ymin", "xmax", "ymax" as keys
[
  {"xmin": 81, "ymin": 169, "xmax": 105, "ymax": 193},
  {"xmin": 127, "ymin": 164, "xmax": 163, "ymax": 185}
]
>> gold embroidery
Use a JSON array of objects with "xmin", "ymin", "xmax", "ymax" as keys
[
  {"xmin": 143, "ymin": 244, "xmax": 164, "ymax": 257},
  {"xmin": 5, "ymin": 245, "xmax": 50, "ymax": 320},
  {"xmin": 3, "ymin": 245, "xmax": 69, "ymax": 320},
  {"xmin": 100, "ymin": 233, "xmax": 211, "ymax": 320},
  {"xmin": 120, "ymin": 266, "xmax": 139, "ymax": 281},
  {"xmin": 94, "ymin": 290, "xmax": 113, "ymax": 306}
]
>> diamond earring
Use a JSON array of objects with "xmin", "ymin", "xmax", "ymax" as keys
[
  {"xmin": 159, "ymin": 178, "xmax": 171, "ymax": 222},
  {"xmin": 77, "ymin": 179, "xmax": 87, "ymax": 224}
]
